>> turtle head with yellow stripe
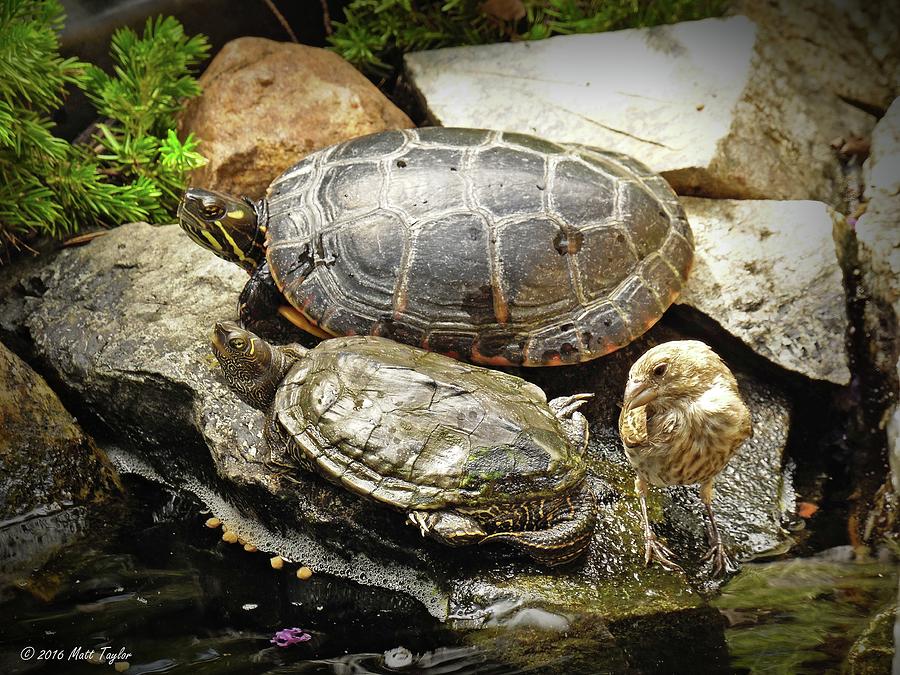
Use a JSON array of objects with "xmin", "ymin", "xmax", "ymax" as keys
[{"xmin": 178, "ymin": 188, "xmax": 265, "ymax": 273}]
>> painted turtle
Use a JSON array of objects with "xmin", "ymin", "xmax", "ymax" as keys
[
  {"xmin": 181, "ymin": 128, "xmax": 693, "ymax": 366},
  {"xmin": 211, "ymin": 321, "xmax": 596, "ymax": 565}
]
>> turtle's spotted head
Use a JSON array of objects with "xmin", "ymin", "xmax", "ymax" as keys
[
  {"xmin": 211, "ymin": 321, "xmax": 290, "ymax": 410},
  {"xmin": 179, "ymin": 188, "xmax": 265, "ymax": 273}
]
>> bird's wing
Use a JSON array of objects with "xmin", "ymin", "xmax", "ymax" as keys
[{"xmin": 618, "ymin": 405, "xmax": 648, "ymax": 448}]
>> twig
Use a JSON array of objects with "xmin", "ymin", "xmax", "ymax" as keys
[
  {"xmin": 63, "ymin": 231, "xmax": 109, "ymax": 247},
  {"xmin": 262, "ymin": 0, "xmax": 299, "ymax": 43},
  {"xmin": 320, "ymin": 0, "xmax": 333, "ymax": 36}
]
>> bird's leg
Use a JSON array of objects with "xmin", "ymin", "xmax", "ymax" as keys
[
  {"xmin": 699, "ymin": 480, "xmax": 735, "ymax": 576},
  {"xmin": 635, "ymin": 476, "xmax": 683, "ymax": 572}
]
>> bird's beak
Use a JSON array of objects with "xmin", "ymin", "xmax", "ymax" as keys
[{"xmin": 623, "ymin": 378, "xmax": 657, "ymax": 410}]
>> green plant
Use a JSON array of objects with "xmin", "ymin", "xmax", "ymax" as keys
[
  {"xmin": 0, "ymin": 0, "xmax": 208, "ymax": 256},
  {"xmin": 81, "ymin": 16, "xmax": 209, "ymax": 218},
  {"xmin": 329, "ymin": 0, "xmax": 726, "ymax": 74}
]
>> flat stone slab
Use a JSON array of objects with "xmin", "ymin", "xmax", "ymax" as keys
[
  {"xmin": 677, "ymin": 197, "xmax": 851, "ymax": 385},
  {"xmin": 405, "ymin": 16, "xmax": 874, "ymax": 205}
]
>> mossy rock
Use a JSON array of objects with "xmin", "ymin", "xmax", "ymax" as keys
[{"xmin": 846, "ymin": 604, "xmax": 897, "ymax": 675}]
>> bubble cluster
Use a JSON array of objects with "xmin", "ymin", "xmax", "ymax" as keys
[{"xmin": 108, "ymin": 448, "xmax": 451, "ymax": 618}]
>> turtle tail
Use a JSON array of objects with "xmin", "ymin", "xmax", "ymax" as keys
[{"xmin": 480, "ymin": 483, "xmax": 596, "ymax": 566}]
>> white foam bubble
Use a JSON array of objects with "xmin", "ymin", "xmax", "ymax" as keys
[{"xmin": 107, "ymin": 448, "xmax": 450, "ymax": 618}]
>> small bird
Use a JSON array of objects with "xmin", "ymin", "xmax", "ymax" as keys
[{"xmin": 618, "ymin": 340, "xmax": 752, "ymax": 575}]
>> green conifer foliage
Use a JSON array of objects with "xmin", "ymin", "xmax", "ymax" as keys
[{"xmin": 0, "ymin": 0, "xmax": 209, "ymax": 255}]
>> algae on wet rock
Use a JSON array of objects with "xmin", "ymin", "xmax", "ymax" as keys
[
  {"xmin": 845, "ymin": 604, "xmax": 898, "ymax": 675},
  {"xmin": 714, "ymin": 553, "xmax": 899, "ymax": 673}
]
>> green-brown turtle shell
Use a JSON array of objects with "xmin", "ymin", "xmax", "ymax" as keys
[
  {"xmin": 264, "ymin": 127, "xmax": 693, "ymax": 366},
  {"xmin": 272, "ymin": 335, "xmax": 585, "ymax": 510}
]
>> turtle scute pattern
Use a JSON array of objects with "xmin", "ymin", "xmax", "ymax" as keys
[
  {"xmin": 272, "ymin": 336, "xmax": 585, "ymax": 511},
  {"xmin": 265, "ymin": 128, "xmax": 693, "ymax": 366}
]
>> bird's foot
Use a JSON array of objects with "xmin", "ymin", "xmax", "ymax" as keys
[
  {"xmin": 701, "ymin": 540, "xmax": 737, "ymax": 577},
  {"xmin": 644, "ymin": 533, "xmax": 683, "ymax": 573}
]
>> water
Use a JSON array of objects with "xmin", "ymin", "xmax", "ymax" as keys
[
  {"xmin": 0, "ymin": 479, "xmax": 479, "ymax": 674},
  {"xmin": 1, "ymin": 477, "xmax": 896, "ymax": 674}
]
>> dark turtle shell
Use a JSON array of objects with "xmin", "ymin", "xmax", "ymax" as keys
[
  {"xmin": 273, "ymin": 335, "xmax": 584, "ymax": 509},
  {"xmin": 264, "ymin": 127, "xmax": 693, "ymax": 366}
]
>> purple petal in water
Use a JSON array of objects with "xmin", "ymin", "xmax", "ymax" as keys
[{"xmin": 271, "ymin": 627, "xmax": 312, "ymax": 647}]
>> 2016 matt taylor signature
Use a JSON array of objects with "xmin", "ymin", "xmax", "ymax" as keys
[{"xmin": 19, "ymin": 646, "xmax": 132, "ymax": 666}]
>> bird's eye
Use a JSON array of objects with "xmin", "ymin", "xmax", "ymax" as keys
[
  {"xmin": 229, "ymin": 337, "xmax": 247, "ymax": 350},
  {"xmin": 653, "ymin": 363, "xmax": 668, "ymax": 377}
]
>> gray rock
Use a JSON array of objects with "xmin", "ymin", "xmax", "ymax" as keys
[
  {"xmin": 404, "ymin": 16, "xmax": 874, "ymax": 205},
  {"xmin": 837, "ymin": 0, "xmax": 900, "ymax": 96},
  {"xmin": 677, "ymin": 197, "xmax": 851, "ymax": 385},
  {"xmin": 856, "ymin": 97, "xmax": 900, "ymax": 378},
  {"xmin": 855, "ymin": 97, "xmax": 900, "ymax": 506},
  {"xmin": 728, "ymin": 0, "xmax": 894, "ymax": 111},
  {"xmin": 1, "ymin": 223, "xmax": 793, "ymax": 621}
]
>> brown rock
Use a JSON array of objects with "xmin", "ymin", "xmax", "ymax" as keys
[{"xmin": 180, "ymin": 37, "xmax": 414, "ymax": 199}]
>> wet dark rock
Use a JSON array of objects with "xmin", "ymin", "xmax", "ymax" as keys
[
  {"xmin": 465, "ymin": 604, "xmax": 730, "ymax": 673},
  {"xmin": 0, "ymin": 341, "xmax": 122, "ymax": 576},
  {"xmin": 0, "ymin": 222, "xmax": 793, "ymax": 624}
]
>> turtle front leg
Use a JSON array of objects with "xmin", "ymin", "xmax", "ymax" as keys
[
  {"xmin": 238, "ymin": 261, "xmax": 283, "ymax": 328},
  {"xmin": 407, "ymin": 510, "xmax": 487, "ymax": 547},
  {"xmin": 239, "ymin": 262, "xmax": 332, "ymax": 340},
  {"xmin": 549, "ymin": 393, "xmax": 593, "ymax": 451},
  {"xmin": 480, "ymin": 483, "xmax": 596, "ymax": 566}
]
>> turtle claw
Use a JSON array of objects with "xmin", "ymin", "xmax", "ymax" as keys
[
  {"xmin": 549, "ymin": 393, "xmax": 594, "ymax": 419},
  {"xmin": 644, "ymin": 533, "xmax": 683, "ymax": 573},
  {"xmin": 406, "ymin": 512, "xmax": 430, "ymax": 538}
]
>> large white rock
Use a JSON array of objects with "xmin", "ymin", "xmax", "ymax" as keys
[
  {"xmin": 677, "ymin": 197, "xmax": 851, "ymax": 385},
  {"xmin": 405, "ymin": 16, "xmax": 874, "ymax": 205}
]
